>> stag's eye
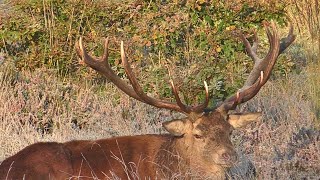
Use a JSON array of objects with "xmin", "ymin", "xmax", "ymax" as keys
[
  {"xmin": 229, "ymin": 128, "xmax": 235, "ymax": 136},
  {"xmin": 194, "ymin": 134, "xmax": 203, "ymax": 139}
]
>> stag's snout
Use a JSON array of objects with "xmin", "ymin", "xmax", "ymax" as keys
[
  {"xmin": 212, "ymin": 147, "xmax": 238, "ymax": 167},
  {"xmin": 220, "ymin": 151, "xmax": 238, "ymax": 166}
]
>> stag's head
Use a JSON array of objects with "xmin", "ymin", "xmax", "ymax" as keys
[
  {"xmin": 163, "ymin": 111, "xmax": 262, "ymax": 167},
  {"xmin": 76, "ymin": 22, "xmax": 295, "ymax": 169}
]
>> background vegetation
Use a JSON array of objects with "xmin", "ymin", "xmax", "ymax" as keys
[
  {"xmin": 0, "ymin": 0, "xmax": 295, "ymax": 104},
  {"xmin": 0, "ymin": 0, "xmax": 319, "ymax": 179}
]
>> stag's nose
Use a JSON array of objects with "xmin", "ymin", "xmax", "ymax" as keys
[{"xmin": 221, "ymin": 152, "xmax": 238, "ymax": 163}]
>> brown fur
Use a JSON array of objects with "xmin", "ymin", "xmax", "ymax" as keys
[
  {"xmin": 0, "ymin": 111, "xmax": 260, "ymax": 179},
  {"xmin": 0, "ymin": 135, "xmax": 174, "ymax": 179},
  {"xmin": 0, "ymin": 142, "xmax": 73, "ymax": 179}
]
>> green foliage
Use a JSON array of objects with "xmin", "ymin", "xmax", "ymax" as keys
[{"xmin": 0, "ymin": 0, "xmax": 291, "ymax": 105}]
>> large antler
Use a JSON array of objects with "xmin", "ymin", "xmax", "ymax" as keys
[
  {"xmin": 76, "ymin": 38, "xmax": 209, "ymax": 115},
  {"xmin": 217, "ymin": 22, "xmax": 296, "ymax": 113}
]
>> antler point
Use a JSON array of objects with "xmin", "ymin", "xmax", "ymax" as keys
[
  {"xmin": 121, "ymin": 41, "xmax": 125, "ymax": 57},
  {"xmin": 79, "ymin": 37, "xmax": 83, "ymax": 52},
  {"xmin": 260, "ymin": 71, "xmax": 264, "ymax": 83},
  {"xmin": 204, "ymin": 81, "xmax": 209, "ymax": 94},
  {"xmin": 170, "ymin": 80, "xmax": 174, "ymax": 87}
]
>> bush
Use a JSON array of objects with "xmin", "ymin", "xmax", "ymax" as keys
[{"xmin": 0, "ymin": 0, "xmax": 292, "ymax": 104}]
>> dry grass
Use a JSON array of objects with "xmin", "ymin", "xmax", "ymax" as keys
[
  {"xmin": 240, "ymin": 73, "xmax": 320, "ymax": 179},
  {"xmin": 0, "ymin": 62, "xmax": 176, "ymax": 160},
  {"xmin": 0, "ymin": 55, "xmax": 319, "ymax": 179}
]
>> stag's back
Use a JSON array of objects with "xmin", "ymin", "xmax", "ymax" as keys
[
  {"xmin": 0, "ymin": 135, "xmax": 173, "ymax": 179},
  {"xmin": 0, "ymin": 142, "xmax": 73, "ymax": 180}
]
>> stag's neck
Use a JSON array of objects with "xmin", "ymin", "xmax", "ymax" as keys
[
  {"xmin": 155, "ymin": 135, "xmax": 226, "ymax": 179},
  {"xmin": 155, "ymin": 135, "xmax": 185, "ymax": 178}
]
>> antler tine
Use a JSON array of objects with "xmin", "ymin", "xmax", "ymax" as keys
[
  {"xmin": 77, "ymin": 37, "xmax": 143, "ymax": 101},
  {"xmin": 120, "ymin": 41, "xmax": 194, "ymax": 113},
  {"xmin": 190, "ymin": 81, "xmax": 210, "ymax": 113},
  {"xmin": 240, "ymin": 31, "xmax": 260, "ymax": 63},
  {"xmin": 78, "ymin": 37, "xmax": 110, "ymax": 67},
  {"xmin": 251, "ymin": 30, "xmax": 258, "ymax": 53},
  {"xmin": 120, "ymin": 41, "xmax": 143, "ymax": 97},
  {"xmin": 169, "ymin": 80, "xmax": 210, "ymax": 114},
  {"xmin": 279, "ymin": 24, "xmax": 296, "ymax": 54},
  {"xmin": 243, "ymin": 23, "xmax": 295, "ymax": 87},
  {"xmin": 217, "ymin": 22, "xmax": 295, "ymax": 113},
  {"xmin": 218, "ymin": 71, "xmax": 264, "ymax": 112},
  {"xmin": 170, "ymin": 80, "xmax": 189, "ymax": 113},
  {"xmin": 101, "ymin": 37, "xmax": 110, "ymax": 62},
  {"xmin": 120, "ymin": 42, "xmax": 174, "ymax": 109},
  {"xmin": 242, "ymin": 22, "xmax": 277, "ymax": 87}
]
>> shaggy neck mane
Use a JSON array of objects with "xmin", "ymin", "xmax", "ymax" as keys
[
  {"xmin": 154, "ymin": 134, "xmax": 227, "ymax": 179},
  {"xmin": 154, "ymin": 135, "xmax": 196, "ymax": 179},
  {"xmin": 155, "ymin": 136, "xmax": 181, "ymax": 178}
]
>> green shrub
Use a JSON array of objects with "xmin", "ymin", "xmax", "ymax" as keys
[{"xmin": 0, "ymin": 0, "xmax": 291, "ymax": 104}]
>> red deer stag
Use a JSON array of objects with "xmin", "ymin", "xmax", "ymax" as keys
[{"xmin": 0, "ymin": 22, "xmax": 295, "ymax": 179}]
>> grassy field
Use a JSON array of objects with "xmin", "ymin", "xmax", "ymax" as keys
[
  {"xmin": 0, "ymin": 50, "xmax": 319, "ymax": 179},
  {"xmin": 0, "ymin": 0, "xmax": 320, "ymax": 179}
]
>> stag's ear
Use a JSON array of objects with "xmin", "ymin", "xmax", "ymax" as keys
[
  {"xmin": 228, "ymin": 112, "xmax": 262, "ymax": 129},
  {"xmin": 163, "ymin": 119, "xmax": 191, "ymax": 136}
]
